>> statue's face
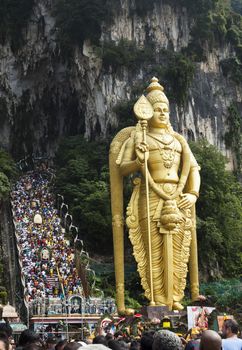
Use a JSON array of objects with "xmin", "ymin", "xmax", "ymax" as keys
[{"xmin": 149, "ymin": 102, "xmax": 170, "ymax": 128}]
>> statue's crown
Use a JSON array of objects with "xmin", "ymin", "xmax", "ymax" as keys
[{"xmin": 146, "ymin": 77, "xmax": 169, "ymax": 106}]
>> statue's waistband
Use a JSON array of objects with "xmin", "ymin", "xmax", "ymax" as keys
[
  {"xmin": 141, "ymin": 181, "xmax": 178, "ymax": 195},
  {"xmin": 154, "ymin": 179, "xmax": 178, "ymax": 184}
]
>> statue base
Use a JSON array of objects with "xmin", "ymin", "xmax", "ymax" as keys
[
  {"xmin": 141, "ymin": 305, "xmax": 187, "ymax": 321},
  {"xmin": 141, "ymin": 305, "xmax": 169, "ymax": 320}
]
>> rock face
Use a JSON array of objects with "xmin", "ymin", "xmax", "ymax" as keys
[{"xmin": 0, "ymin": 0, "xmax": 241, "ymax": 169}]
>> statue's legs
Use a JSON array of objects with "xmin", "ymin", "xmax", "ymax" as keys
[
  {"xmin": 139, "ymin": 216, "xmax": 166, "ymax": 305},
  {"xmin": 173, "ymin": 225, "xmax": 192, "ymax": 303},
  {"xmin": 138, "ymin": 186, "xmax": 192, "ymax": 308},
  {"xmin": 139, "ymin": 186, "xmax": 166, "ymax": 305}
]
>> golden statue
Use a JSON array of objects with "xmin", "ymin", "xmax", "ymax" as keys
[{"xmin": 109, "ymin": 77, "xmax": 201, "ymax": 313}]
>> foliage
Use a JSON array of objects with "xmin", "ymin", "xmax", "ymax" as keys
[
  {"xmin": 231, "ymin": 0, "xmax": 242, "ymax": 15},
  {"xmin": 190, "ymin": 140, "xmax": 242, "ymax": 278},
  {"xmin": 53, "ymin": 0, "xmax": 116, "ymax": 53},
  {"xmin": 124, "ymin": 291, "xmax": 141, "ymax": 309},
  {"xmin": 0, "ymin": 0, "xmax": 34, "ymax": 52},
  {"xmin": 0, "ymin": 149, "xmax": 17, "ymax": 200},
  {"xmin": 224, "ymin": 102, "xmax": 242, "ymax": 176},
  {"xmin": 200, "ymin": 279, "xmax": 242, "ymax": 309},
  {"xmin": 182, "ymin": 0, "xmax": 242, "ymax": 71},
  {"xmin": 0, "ymin": 150, "xmax": 16, "ymax": 303},
  {"xmin": 130, "ymin": 0, "xmax": 160, "ymax": 17},
  {"xmin": 98, "ymin": 39, "xmax": 155, "ymax": 72},
  {"xmin": 91, "ymin": 259, "xmax": 145, "ymax": 306},
  {"xmin": 0, "ymin": 291, "xmax": 8, "ymax": 305},
  {"xmin": 0, "ymin": 149, "xmax": 17, "ymax": 180},
  {"xmin": 54, "ymin": 135, "xmax": 112, "ymax": 254},
  {"xmin": 0, "ymin": 172, "xmax": 11, "ymax": 200},
  {"xmin": 90, "ymin": 262, "xmax": 115, "ymax": 297},
  {"xmin": 99, "ymin": 42, "xmax": 194, "ymax": 107},
  {"xmin": 105, "ymin": 46, "xmax": 194, "ymax": 108},
  {"xmin": 0, "ymin": 98, "xmax": 9, "ymax": 125},
  {"xmin": 154, "ymin": 50, "xmax": 195, "ymax": 106},
  {"xmin": 220, "ymin": 57, "xmax": 242, "ymax": 84},
  {"xmin": 125, "ymin": 271, "xmax": 146, "ymax": 306},
  {"xmin": 113, "ymin": 100, "xmax": 136, "ymax": 130},
  {"xmin": 180, "ymin": 0, "xmax": 219, "ymax": 14}
]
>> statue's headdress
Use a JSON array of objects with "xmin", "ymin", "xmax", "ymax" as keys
[{"xmin": 146, "ymin": 77, "xmax": 169, "ymax": 106}]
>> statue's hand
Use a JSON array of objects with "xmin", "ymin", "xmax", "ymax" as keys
[
  {"xmin": 178, "ymin": 193, "xmax": 197, "ymax": 209},
  {"xmin": 135, "ymin": 141, "xmax": 149, "ymax": 163}
]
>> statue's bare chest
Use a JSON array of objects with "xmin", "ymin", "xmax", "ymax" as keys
[{"xmin": 147, "ymin": 133, "xmax": 182, "ymax": 169}]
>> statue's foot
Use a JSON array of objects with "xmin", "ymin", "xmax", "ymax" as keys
[
  {"xmin": 117, "ymin": 308, "xmax": 135, "ymax": 316},
  {"xmin": 155, "ymin": 302, "xmax": 166, "ymax": 307},
  {"xmin": 195, "ymin": 294, "xmax": 207, "ymax": 302},
  {"xmin": 172, "ymin": 302, "xmax": 184, "ymax": 311},
  {"xmin": 125, "ymin": 308, "xmax": 135, "ymax": 316}
]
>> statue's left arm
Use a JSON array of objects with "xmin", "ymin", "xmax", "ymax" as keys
[
  {"xmin": 185, "ymin": 151, "xmax": 201, "ymax": 197},
  {"xmin": 179, "ymin": 145, "xmax": 201, "ymax": 301},
  {"xmin": 179, "ymin": 150, "xmax": 201, "ymax": 209}
]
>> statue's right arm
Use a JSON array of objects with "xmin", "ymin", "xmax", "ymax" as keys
[{"xmin": 119, "ymin": 137, "xmax": 140, "ymax": 176}]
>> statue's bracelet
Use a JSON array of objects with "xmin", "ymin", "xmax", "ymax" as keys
[
  {"xmin": 188, "ymin": 190, "xmax": 199, "ymax": 198},
  {"xmin": 136, "ymin": 158, "xmax": 145, "ymax": 166}
]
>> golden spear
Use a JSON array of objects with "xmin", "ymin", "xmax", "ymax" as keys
[{"xmin": 134, "ymin": 95, "xmax": 155, "ymax": 306}]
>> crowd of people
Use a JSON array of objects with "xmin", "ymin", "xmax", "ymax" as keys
[
  {"xmin": 8, "ymin": 169, "xmax": 242, "ymax": 350},
  {"xmin": 0, "ymin": 318, "xmax": 241, "ymax": 350},
  {"xmin": 11, "ymin": 170, "xmax": 82, "ymax": 304}
]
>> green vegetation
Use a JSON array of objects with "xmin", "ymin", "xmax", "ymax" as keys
[
  {"xmin": 131, "ymin": 0, "xmax": 160, "ymax": 17},
  {"xmin": 180, "ymin": 0, "xmax": 242, "ymax": 82},
  {"xmin": 181, "ymin": 0, "xmax": 227, "ymax": 53},
  {"xmin": 154, "ymin": 50, "xmax": 195, "ymax": 106},
  {"xmin": 98, "ymin": 39, "xmax": 155, "ymax": 71},
  {"xmin": 54, "ymin": 135, "xmax": 112, "ymax": 254},
  {"xmin": 0, "ymin": 150, "xmax": 16, "ymax": 304},
  {"xmin": 200, "ymin": 279, "xmax": 242, "ymax": 309},
  {"xmin": 0, "ymin": 98, "xmax": 9, "ymax": 125},
  {"xmin": 0, "ymin": 0, "xmax": 34, "ymax": 52},
  {"xmin": 0, "ymin": 173, "xmax": 11, "ymax": 200},
  {"xmin": 91, "ymin": 260, "xmax": 144, "ymax": 307},
  {"xmin": 0, "ymin": 264, "xmax": 7, "ymax": 305},
  {"xmin": 90, "ymin": 261, "xmax": 115, "ymax": 298},
  {"xmin": 112, "ymin": 83, "xmax": 146, "ymax": 130},
  {"xmin": 232, "ymin": 0, "xmax": 242, "ymax": 15},
  {"xmin": 0, "ymin": 149, "xmax": 17, "ymax": 200},
  {"xmin": 101, "ymin": 45, "xmax": 194, "ymax": 107},
  {"xmin": 53, "ymin": 0, "xmax": 116, "ymax": 54},
  {"xmin": 113, "ymin": 100, "xmax": 136, "ymax": 130},
  {"xmin": 220, "ymin": 57, "xmax": 242, "ymax": 84},
  {"xmin": 181, "ymin": 0, "xmax": 219, "ymax": 13},
  {"xmin": 0, "ymin": 290, "xmax": 7, "ymax": 305},
  {"xmin": 224, "ymin": 102, "xmax": 242, "ymax": 176},
  {"xmin": 190, "ymin": 140, "xmax": 242, "ymax": 278}
]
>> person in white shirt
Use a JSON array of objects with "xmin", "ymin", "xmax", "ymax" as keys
[{"xmin": 222, "ymin": 319, "xmax": 242, "ymax": 350}]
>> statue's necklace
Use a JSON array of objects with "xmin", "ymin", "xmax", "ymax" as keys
[
  {"xmin": 148, "ymin": 132, "xmax": 174, "ymax": 145},
  {"xmin": 148, "ymin": 133, "xmax": 176, "ymax": 168}
]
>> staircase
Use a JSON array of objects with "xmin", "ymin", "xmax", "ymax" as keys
[{"xmin": 46, "ymin": 275, "xmax": 59, "ymax": 291}]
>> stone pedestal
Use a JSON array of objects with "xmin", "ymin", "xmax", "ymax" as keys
[
  {"xmin": 141, "ymin": 305, "xmax": 169, "ymax": 320},
  {"xmin": 141, "ymin": 305, "xmax": 187, "ymax": 331}
]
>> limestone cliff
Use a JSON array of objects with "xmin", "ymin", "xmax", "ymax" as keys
[{"xmin": 0, "ymin": 0, "xmax": 241, "ymax": 171}]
